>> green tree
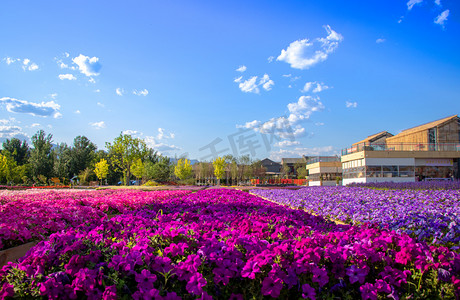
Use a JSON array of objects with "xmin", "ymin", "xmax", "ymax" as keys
[
  {"xmin": 69, "ymin": 136, "xmax": 97, "ymax": 178},
  {"xmin": 94, "ymin": 158, "xmax": 109, "ymax": 185},
  {"xmin": 53, "ymin": 143, "xmax": 71, "ymax": 181},
  {"xmin": 78, "ymin": 167, "xmax": 93, "ymax": 186},
  {"xmin": 213, "ymin": 156, "xmax": 227, "ymax": 185},
  {"xmin": 130, "ymin": 158, "xmax": 144, "ymax": 184},
  {"xmin": 174, "ymin": 158, "xmax": 192, "ymax": 181},
  {"xmin": 2, "ymin": 138, "xmax": 30, "ymax": 165},
  {"xmin": 106, "ymin": 133, "xmax": 149, "ymax": 185},
  {"xmin": 29, "ymin": 130, "xmax": 54, "ymax": 181},
  {"xmin": 144, "ymin": 156, "xmax": 171, "ymax": 182}
]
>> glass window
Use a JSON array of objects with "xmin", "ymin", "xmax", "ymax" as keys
[
  {"xmin": 366, "ymin": 166, "xmax": 382, "ymax": 177},
  {"xmin": 399, "ymin": 166, "xmax": 415, "ymax": 177},
  {"xmin": 383, "ymin": 166, "xmax": 398, "ymax": 177}
]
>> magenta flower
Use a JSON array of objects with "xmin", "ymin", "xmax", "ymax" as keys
[
  {"xmin": 261, "ymin": 276, "xmax": 283, "ymax": 298},
  {"xmin": 360, "ymin": 282, "xmax": 378, "ymax": 300},
  {"xmin": 186, "ymin": 273, "xmax": 207, "ymax": 295},
  {"xmin": 312, "ymin": 267, "xmax": 329, "ymax": 287},
  {"xmin": 102, "ymin": 285, "xmax": 117, "ymax": 300},
  {"xmin": 39, "ymin": 278, "xmax": 63, "ymax": 300}
]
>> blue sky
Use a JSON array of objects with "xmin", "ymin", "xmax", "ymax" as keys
[{"xmin": 1, "ymin": 0, "xmax": 459, "ymax": 161}]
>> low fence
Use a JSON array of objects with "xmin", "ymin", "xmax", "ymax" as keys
[{"xmin": 250, "ymin": 179, "xmax": 306, "ymax": 185}]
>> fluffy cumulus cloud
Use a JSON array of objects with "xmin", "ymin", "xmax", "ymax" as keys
[
  {"xmin": 276, "ymin": 25, "xmax": 343, "ymax": 70},
  {"xmin": 0, "ymin": 97, "xmax": 61, "ymax": 118},
  {"xmin": 89, "ymin": 121, "xmax": 106, "ymax": 129},
  {"xmin": 274, "ymin": 140, "xmax": 301, "ymax": 147},
  {"xmin": 123, "ymin": 128, "xmax": 180, "ymax": 153},
  {"xmin": 287, "ymin": 96, "xmax": 324, "ymax": 122},
  {"xmin": 72, "ymin": 54, "xmax": 101, "ymax": 77},
  {"xmin": 236, "ymin": 65, "xmax": 247, "ymax": 72},
  {"xmin": 133, "ymin": 89, "xmax": 149, "ymax": 96},
  {"xmin": 434, "ymin": 9, "xmax": 449, "ymax": 26},
  {"xmin": 0, "ymin": 119, "xmax": 28, "ymax": 143},
  {"xmin": 435, "ymin": 0, "xmax": 441, "ymax": 5},
  {"xmin": 346, "ymin": 101, "xmax": 358, "ymax": 108},
  {"xmin": 302, "ymin": 81, "xmax": 330, "ymax": 93},
  {"xmin": 116, "ymin": 88, "xmax": 124, "ymax": 96},
  {"xmin": 407, "ymin": 0, "xmax": 423, "ymax": 10},
  {"xmin": 270, "ymin": 146, "xmax": 334, "ymax": 161},
  {"xmin": 237, "ymin": 74, "xmax": 274, "ymax": 94},
  {"xmin": 59, "ymin": 74, "xmax": 76, "ymax": 80},
  {"xmin": 376, "ymin": 38, "xmax": 386, "ymax": 44},
  {"xmin": 2, "ymin": 57, "xmax": 39, "ymax": 71}
]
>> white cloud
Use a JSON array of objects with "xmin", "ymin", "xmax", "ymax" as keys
[
  {"xmin": 97, "ymin": 102, "xmax": 105, "ymax": 107},
  {"xmin": 287, "ymin": 96, "xmax": 324, "ymax": 121},
  {"xmin": 133, "ymin": 89, "xmax": 149, "ymax": 96},
  {"xmin": 398, "ymin": 16, "xmax": 404, "ymax": 23},
  {"xmin": 233, "ymin": 76, "xmax": 243, "ymax": 83},
  {"xmin": 267, "ymin": 56, "xmax": 275, "ymax": 63},
  {"xmin": 94, "ymin": 89, "xmax": 101, "ymax": 93},
  {"xmin": 0, "ymin": 119, "xmax": 28, "ymax": 143},
  {"xmin": 89, "ymin": 121, "xmax": 106, "ymax": 129},
  {"xmin": 59, "ymin": 74, "xmax": 76, "ymax": 80},
  {"xmin": 275, "ymin": 140, "xmax": 301, "ymax": 147},
  {"xmin": 49, "ymin": 93, "xmax": 58, "ymax": 99},
  {"xmin": 407, "ymin": 0, "xmax": 423, "ymax": 10},
  {"xmin": 157, "ymin": 128, "xmax": 175, "ymax": 140},
  {"xmin": 239, "ymin": 76, "xmax": 259, "ymax": 93},
  {"xmin": 259, "ymin": 74, "xmax": 274, "ymax": 91},
  {"xmin": 75, "ymin": 110, "xmax": 81, "ymax": 114},
  {"xmin": 346, "ymin": 101, "xmax": 358, "ymax": 108},
  {"xmin": 277, "ymin": 25, "xmax": 343, "ymax": 70},
  {"xmin": 434, "ymin": 9, "xmax": 449, "ymax": 26},
  {"xmin": 236, "ymin": 65, "xmax": 247, "ymax": 72},
  {"xmin": 72, "ymin": 54, "xmax": 101, "ymax": 77},
  {"xmin": 237, "ymin": 74, "xmax": 275, "ymax": 93},
  {"xmin": 30, "ymin": 123, "xmax": 40, "ymax": 128},
  {"xmin": 3, "ymin": 57, "xmax": 38, "ymax": 71},
  {"xmin": 236, "ymin": 120, "xmax": 261, "ymax": 129},
  {"xmin": 376, "ymin": 38, "xmax": 386, "ymax": 44},
  {"xmin": 116, "ymin": 88, "xmax": 124, "ymax": 96},
  {"xmin": 434, "ymin": 0, "xmax": 441, "ymax": 5},
  {"xmin": 270, "ymin": 146, "xmax": 334, "ymax": 161},
  {"xmin": 0, "ymin": 97, "xmax": 61, "ymax": 118},
  {"xmin": 302, "ymin": 81, "xmax": 330, "ymax": 93},
  {"xmin": 89, "ymin": 77, "xmax": 96, "ymax": 84},
  {"xmin": 122, "ymin": 129, "xmax": 141, "ymax": 136},
  {"xmin": 315, "ymin": 122, "xmax": 325, "ymax": 126}
]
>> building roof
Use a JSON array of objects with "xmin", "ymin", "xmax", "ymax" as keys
[
  {"xmin": 281, "ymin": 157, "xmax": 306, "ymax": 164},
  {"xmin": 388, "ymin": 115, "xmax": 459, "ymax": 138},
  {"xmin": 352, "ymin": 131, "xmax": 393, "ymax": 146}
]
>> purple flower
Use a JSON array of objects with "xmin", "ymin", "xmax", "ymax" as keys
[
  {"xmin": 135, "ymin": 269, "xmax": 157, "ymax": 292},
  {"xmin": 302, "ymin": 283, "xmax": 316, "ymax": 300},
  {"xmin": 346, "ymin": 265, "xmax": 367, "ymax": 284},
  {"xmin": 241, "ymin": 260, "xmax": 261, "ymax": 279},
  {"xmin": 261, "ymin": 275, "xmax": 283, "ymax": 298},
  {"xmin": 312, "ymin": 266, "xmax": 329, "ymax": 287},
  {"xmin": 39, "ymin": 278, "xmax": 64, "ymax": 299}
]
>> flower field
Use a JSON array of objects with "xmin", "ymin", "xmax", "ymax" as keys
[
  {"xmin": 250, "ymin": 187, "xmax": 460, "ymax": 248},
  {"xmin": 0, "ymin": 190, "xmax": 191, "ymax": 250},
  {"xmin": 1, "ymin": 189, "xmax": 459, "ymax": 299}
]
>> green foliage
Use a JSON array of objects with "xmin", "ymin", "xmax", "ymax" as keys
[
  {"xmin": 174, "ymin": 158, "xmax": 192, "ymax": 180},
  {"xmin": 52, "ymin": 143, "xmax": 71, "ymax": 180},
  {"xmin": 1, "ymin": 138, "xmax": 30, "ymax": 165},
  {"xmin": 106, "ymin": 133, "xmax": 149, "ymax": 185},
  {"xmin": 296, "ymin": 166, "xmax": 308, "ymax": 179},
  {"xmin": 69, "ymin": 136, "xmax": 97, "ymax": 177},
  {"xmin": 130, "ymin": 158, "xmax": 144, "ymax": 181},
  {"xmin": 94, "ymin": 158, "xmax": 109, "ymax": 184},
  {"xmin": 29, "ymin": 130, "xmax": 54, "ymax": 180},
  {"xmin": 143, "ymin": 180, "xmax": 160, "ymax": 186},
  {"xmin": 78, "ymin": 167, "xmax": 94, "ymax": 185},
  {"xmin": 144, "ymin": 156, "xmax": 171, "ymax": 182}
]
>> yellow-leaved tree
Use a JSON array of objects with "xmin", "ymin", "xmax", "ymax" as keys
[
  {"xmin": 213, "ymin": 156, "xmax": 227, "ymax": 186},
  {"xmin": 174, "ymin": 158, "xmax": 192, "ymax": 182},
  {"xmin": 94, "ymin": 158, "xmax": 109, "ymax": 186}
]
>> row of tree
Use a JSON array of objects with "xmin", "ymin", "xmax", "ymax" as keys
[{"xmin": 1, "ymin": 130, "xmax": 290, "ymax": 186}]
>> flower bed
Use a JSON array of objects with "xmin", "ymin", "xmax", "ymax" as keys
[
  {"xmin": 250, "ymin": 187, "xmax": 460, "ymax": 248},
  {"xmin": 0, "ymin": 189, "xmax": 458, "ymax": 299},
  {"xmin": 0, "ymin": 190, "xmax": 192, "ymax": 250},
  {"xmin": 348, "ymin": 180, "xmax": 460, "ymax": 190}
]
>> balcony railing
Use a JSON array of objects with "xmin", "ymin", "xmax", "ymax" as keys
[
  {"xmin": 341, "ymin": 143, "xmax": 460, "ymax": 156},
  {"xmin": 306, "ymin": 156, "xmax": 340, "ymax": 165}
]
